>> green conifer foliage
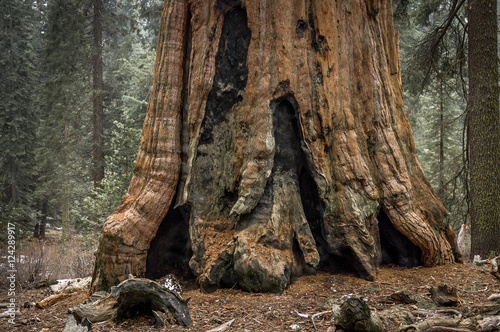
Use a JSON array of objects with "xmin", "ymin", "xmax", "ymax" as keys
[
  {"xmin": 395, "ymin": 0, "xmax": 469, "ymax": 232},
  {"xmin": 36, "ymin": 0, "xmax": 93, "ymax": 239},
  {"xmin": 0, "ymin": 0, "xmax": 41, "ymax": 229}
]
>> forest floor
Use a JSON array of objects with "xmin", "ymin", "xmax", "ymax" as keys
[{"xmin": 1, "ymin": 262, "xmax": 499, "ymax": 332}]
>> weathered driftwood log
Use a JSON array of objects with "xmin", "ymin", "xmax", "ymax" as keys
[
  {"xmin": 335, "ymin": 296, "xmax": 383, "ymax": 332},
  {"xmin": 430, "ymin": 284, "xmax": 463, "ymax": 307},
  {"xmin": 69, "ymin": 278, "xmax": 190, "ymax": 328}
]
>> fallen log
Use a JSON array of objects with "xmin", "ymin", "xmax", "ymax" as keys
[
  {"xmin": 68, "ymin": 277, "xmax": 190, "ymax": 328},
  {"xmin": 424, "ymin": 328, "xmax": 474, "ymax": 332},
  {"xmin": 69, "ymin": 295, "xmax": 118, "ymax": 323},
  {"xmin": 36, "ymin": 292, "xmax": 72, "ymax": 309},
  {"xmin": 51, "ymin": 277, "xmax": 91, "ymax": 294},
  {"xmin": 399, "ymin": 315, "xmax": 480, "ymax": 332},
  {"xmin": 477, "ymin": 316, "xmax": 500, "ymax": 332},
  {"xmin": 399, "ymin": 318, "xmax": 475, "ymax": 332},
  {"xmin": 487, "ymin": 294, "xmax": 500, "ymax": 301},
  {"xmin": 205, "ymin": 319, "xmax": 235, "ymax": 332},
  {"xmin": 490, "ymin": 256, "xmax": 500, "ymax": 280}
]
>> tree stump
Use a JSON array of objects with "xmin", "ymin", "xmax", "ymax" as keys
[
  {"xmin": 335, "ymin": 296, "xmax": 383, "ymax": 332},
  {"xmin": 69, "ymin": 278, "xmax": 190, "ymax": 328}
]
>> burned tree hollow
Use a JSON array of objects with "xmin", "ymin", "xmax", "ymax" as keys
[
  {"xmin": 91, "ymin": 0, "xmax": 461, "ymax": 294},
  {"xmin": 378, "ymin": 209, "xmax": 421, "ymax": 267},
  {"xmin": 146, "ymin": 204, "xmax": 192, "ymax": 279}
]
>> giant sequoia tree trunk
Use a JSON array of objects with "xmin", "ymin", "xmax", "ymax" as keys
[{"xmin": 91, "ymin": 0, "xmax": 461, "ymax": 293}]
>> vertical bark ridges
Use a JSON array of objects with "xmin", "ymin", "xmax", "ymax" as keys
[{"xmin": 92, "ymin": 0, "xmax": 461, "ymax": 294}]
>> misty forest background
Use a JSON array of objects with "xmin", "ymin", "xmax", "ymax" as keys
[{"xmin": 0, "ymin": 0, "xmax": 497, "ymax": 283}]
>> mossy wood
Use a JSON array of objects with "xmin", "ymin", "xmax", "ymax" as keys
[{"xmin": 91, "ymin": 0, "xmax": 461, "ymax": 293}]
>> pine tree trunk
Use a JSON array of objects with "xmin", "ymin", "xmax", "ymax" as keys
[
  {"xmin": 438, "ymin": 80, "xmax": 445, "ymax": 197},
  {"xmin": 468, "ymin": 0, "xmax": 500, "ymax": 258},
  {"xmin": 62, "ymin": 123, "xmax": 70, "ymax": 241},
  {"xmin": 91, "ymin": 0, "xmax": 461, "ymax": 293},
  {"xmin": 93, "ymin": 0, "xmax": 104, "ymax": 188}
]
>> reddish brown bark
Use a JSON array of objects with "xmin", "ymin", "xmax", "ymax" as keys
[
  {"xmin": 91, "ymin": 0, "xmax": 188, "ymax": 291},
  {"xmin": 91, "ymin": 0, "xmax": 460, "ymax": 293}
]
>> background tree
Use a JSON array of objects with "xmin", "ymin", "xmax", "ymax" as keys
[
  {"xmin": 394, "ymin": 0, "xmax": 469, "ymax": 235},
  {"xmin": 467, "ymin": 0, "xmax": 500, "ymax": 257},
  {"xmin": 0, "ymin": 0, "xmax": 43, "ymax": 232},
  {"xmin": 33, "ymin": 0, "xmax": 161, "ymax": 237},
  {"xmin": 394, "ymin": 0, "xmax": 500, "ymax": 258},
  {"xmin": 91, "ymin": 0, "xmax": 461, "ymax": 294},
  {"xmin": 36, "ymin": 0, "xmax": 94, "ymax": 240},
  {"xmin": 93, "ymin": 0, "xmax": 104, "ymax": 188}
]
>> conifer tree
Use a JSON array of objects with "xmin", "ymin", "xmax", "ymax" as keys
[
  {"xmin": 37, "ymin": 0, "xmax": 93, "ymax": 239},
  {"xmin": 0, "ymin": 0, "xmax": 41, "ymax": 229},
  {"xmin": 467, "ymin": 0, "xmax": 500, "ymax": 257}
]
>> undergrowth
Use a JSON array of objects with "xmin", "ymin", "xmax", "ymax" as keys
[{"xmin": 0, "ymin": 233, "xmax": 97, "ymax": 289}]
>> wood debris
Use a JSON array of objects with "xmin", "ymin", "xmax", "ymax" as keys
[{"xmin": 36, "ymin": 293, "xmax": 72, "ymax": 309}]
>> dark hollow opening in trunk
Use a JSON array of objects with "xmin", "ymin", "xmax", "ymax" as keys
[
  {"xmin": 271, "ymin": 98, "xmax": 331, "ymax": 275},
  {"xmin": 378, "ymin": 209, "xmax": 422, "ymax": 267},
  {"xmin": 298, "ymin": 166, "xmax": 329, "ymax": 269},
  {"xmin": 319, "ymin": 246, "xmax": 373, "ymax": 280},
  {"xmin": 146, "ymin": 204, "xmax": 193, "ymax": 279},
  {"xmin": 274, "ymin": 99, "xmax": 367, "ymax": 278}
]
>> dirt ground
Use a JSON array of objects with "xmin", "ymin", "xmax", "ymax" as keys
[{"xmin": 1, "ymin": 263, "xmax": 499, "ymax": 332}]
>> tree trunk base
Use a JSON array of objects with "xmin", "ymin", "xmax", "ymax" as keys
[{"xmin": 91, "ymin": 0, "xmax": 461, "ymax": 294}]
